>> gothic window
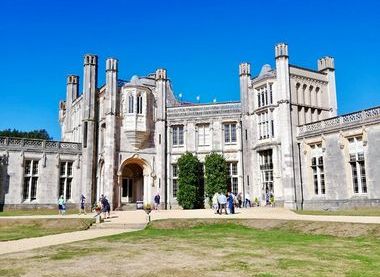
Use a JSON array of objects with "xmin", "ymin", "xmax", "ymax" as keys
[
  {"xmin": 224, "ymin": 123, "xmax": 237, "ymax": 144},
  {"xmin": 227, "ymin": 162, "xmax": 238, "ymax": 194},
  {"xmin": 348, "ymin": 136, "xmax": 366, "ymax": 194},
  {"xmin": 59, "ymin": 161, "xmax": 73, "ymax": 200},
  {"xmin": 23, "ymin": 160, "xmax": 39, "ymax": 201},
  {"xmin": 310, "ymin": 144, "xmax": 325, "ymax": 195},
  {"xmin": 257, "ymin": 83, "xmax": 273, "ymax": 108},
  {"xmin": 137, "ymin": 94, "xmax": 143, "ymax": 114},
  {"xmin": 172, "ymin": 164, "xmax": 178, "ymax": 197},
  {"xmin": 197, "ymin": 124, "xmax": 210, "ymax": 146},
  {"xmin": 259, "ymin": 150, "xmax": 273, "ymax": 194},
  {"xmin": 128, "ymin": 94, "xmax": 134, "ymax": 113},
  {"xmin": 172, "ymin": 125, "xmax": 184, "ymax": 146},
  {"xmin": 258, "ymin": 111, "xmax": 272, "ymax": 140}
]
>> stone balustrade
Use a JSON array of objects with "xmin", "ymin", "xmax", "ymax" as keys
[
  {"xmin": 167, "ymin": 102, "xmax": 241, "ymax": 119},
  {"xmin": 298, "ymin": 106, "xmax": 380, "ymax": 136},
  {"xmin": 0, "ymin": 137, "xmax": 82, "ymax": 153}
]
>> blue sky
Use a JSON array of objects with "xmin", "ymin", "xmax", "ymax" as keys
[{"xmin": 0, "ymin": 0, "xmax": 379, "ymax": 139}]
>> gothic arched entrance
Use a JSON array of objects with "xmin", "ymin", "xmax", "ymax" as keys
[
  {"xmin": 116, "ymin": 156, "xmax": 153, "ymax": 209},
  {"xmin": 121, "ymin": 163, "xmax": 143, "ymax": 204}
]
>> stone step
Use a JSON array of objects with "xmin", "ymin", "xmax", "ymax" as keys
[{"xmin": 90, "ymin": 222, "xmax": 146, "ymax": 230}]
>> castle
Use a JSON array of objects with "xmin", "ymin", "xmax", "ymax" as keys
[{"xmin": 1, "ymin": 43, "xmax": 379, "ymax": 210}]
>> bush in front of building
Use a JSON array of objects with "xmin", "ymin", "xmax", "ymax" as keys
[
  {"xmin": 177, "ymin": 152, "xmax": 203, "ymax": 209},
  {"xmin": 204, "ymin": 152, "xmax": 228, "ymax": 205}
]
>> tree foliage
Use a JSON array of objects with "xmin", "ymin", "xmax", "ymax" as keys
[
  {"xmin": 177, "ymin": 152, "xmax": 204, "ymax": 209},
  {"xmin": 204, "ymin": 152, "xmax": 228, "ymax": 204},
  {"xmin": 0, "ymin": 129, "xmax": 52, "ymax": 140}
]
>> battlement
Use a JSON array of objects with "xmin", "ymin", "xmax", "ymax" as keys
[
  {"xmin": 106, "ymin": 58, "xmax": 118, "ymax": 72},
  {"xmin": 155, "ymin": 68, "xmax": 167, "ymax": 80},
  {"xmin": 84, "ymin": 54, "xmax": 98, "ymax": 66},
  {"xmin": 66, "ymin": 75, "xmax": 79, "ymax": 84},
  {"xmin": 239, "ymin": 62, "xmax": 251, "ymax": 76},
  {"xmin": 318, "ymin": 56, "xmax": 335, "ymax": 72},
  {"xmin": 275, "ymin": 42, "xmax": 289, "ymax": 58}
]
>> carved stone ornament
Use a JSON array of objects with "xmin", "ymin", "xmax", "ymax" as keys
[
  {"xmin": 321, "ymin": 135, "xmax": 326, "ymax": 152},
  {"xmin": 339, "ymin": 131, "xmax": 345, "ymax": 149},
  {"xmin": 362, "ymin": 127, "xmax": 368, "ymax": 146}
]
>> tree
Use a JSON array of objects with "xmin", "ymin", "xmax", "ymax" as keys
[
  {"xmin": 0, "ymin": 129, "xmax": 52, "ymax": 140},
  {"xmin": 204, "ymin": 152, "xmax": 228, "ymax": 205},
  {"xmin": 177, "ymin": 152, "xmax": 204, "ymax": 209}
]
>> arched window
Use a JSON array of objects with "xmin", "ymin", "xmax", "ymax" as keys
[
  {"xmin": 128, "ymin": 94, "xmax": 134, "ymax": 113},
  {"xmin": 137, "ymin": 94, "xmax": 143, "ymax": 114}
]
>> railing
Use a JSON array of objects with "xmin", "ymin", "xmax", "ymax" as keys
[
  {"xmin": 298, "ymin": 106, "xmax": 380, "ymax": 136},
  {"xmin": 0, "ymin": 137, "xmax": 82, "ymax": 152},
  {"xmin": 167, "ymin": 102, "xmax": 241, "ymax": 118}
]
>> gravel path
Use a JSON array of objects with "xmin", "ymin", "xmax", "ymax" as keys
[{"xmin": 1, "ymin": 207, "xmax": 380, "ymax": 255}]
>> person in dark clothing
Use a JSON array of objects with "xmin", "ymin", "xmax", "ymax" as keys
[
  {"xmin": 101, "ymin": 195, "xmax": 110, "ymax": 219},
  {"xmin": 154, "ymin": 193, "xmax": 160, "ymax": 210},
  {"xmin": 79, "ymin": 194, "xmax": 86, "ymax": 215},
  {"xmin": 228, "ymin": 192, "xmax": 235, "ymax": 214}
]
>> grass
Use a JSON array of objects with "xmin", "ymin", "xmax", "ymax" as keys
[
  {"xmin": 0, "ymin": 209, "xmax": 81, "ymax": 216},
  {"xmin": 1, "ymin": 219, "xmax": 379, "ymax": 276},
  {"xmin": 0, "ymin": 218, "xmax": 95, "ymax": 241},
  {"xmin": 294, "ymin": 208, "xmax": 380, "ymax": 217}
]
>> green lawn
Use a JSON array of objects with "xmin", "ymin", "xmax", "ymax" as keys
[
  {"xmin": 295, "ymin": 208, "xmax": 380, "ymax": 217},
  {"xmin": 0, "ymin": 209, "xmax": 82, "ymax": 216},
  {"xmin": 1, "ymin": 219, "xmax": 380, "ymax": 277},
  {"xmin": 0, "ymin": 218, "xmax": 94, "ymax": 241}
]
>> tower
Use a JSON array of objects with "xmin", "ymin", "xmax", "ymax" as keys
[
  {"xmin": 64, "ymin": 75, "xmax": 79, "ymax": 140},
  {"xmin": 274, "ymin": 43, "xmax": 297, "ymax": 209},
  {"xmin": 155, "ymin": 68, "xmax": 168, "ymax": 208},
  {"xmin": 104, "ymin": 58, "xmax": 118, "ymax": 208},
  {"xmin": 239, "ymin": 62, "xmax": 251, "ymax": 115},
  {"xmin": 81, "ymin": 54, "xmax": 98, "ymax": 204},
  {"xmin": 318, "ymin": 56, "xmax": 337, "ymax": 116}
]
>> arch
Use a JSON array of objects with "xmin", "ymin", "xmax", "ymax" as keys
[{"xmin": 116, "ymin": 155, "xmax": 153, "ymax": 208}]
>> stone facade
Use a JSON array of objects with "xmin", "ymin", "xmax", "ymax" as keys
[{"xmin": 0, "ymin": 43, "xmax": 379, "ymax": 210}]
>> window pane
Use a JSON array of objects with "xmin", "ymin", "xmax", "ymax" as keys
[
  {"xmin": 24, "ymin": 160, "xmax": 31, "ymax": 175},
  {"xmin": 32, "ymin": 161, "xmax": 39, "ymax": 175},
  {"xmin": 59, "ymin": 178, "xmax": 65, "ymax": 197},
  {"xmin": 67, "ymin": 162, "xmax": 73, "ymax": 176},
  {"xmin": 224, "ymin": 124, "xmax": 230, "ymax": 143},
  {"xmin": 60, "ymin": 163, "xmax": 66, "ymax": 176},
  {"xmin": 173, "ymin": 179, "xmax": 178, "ymax": 197},
  {"xmin": 66, "ymin": 178, "xmax": 72, "ymax": 200},
  {"xmin": 179, "ymin": 126, "xmax": 184, "ymax": 145},
  {"xmin": 31, "ymin": 177, "xmax": 38, "ymax": 200},
  {"xmin": 231, "ymin": 124, "xmax": 236, "ymax": 142},
  {"xmin": 351, "ymin": 163, "xmax": 359, "ymax": 193},
  {"xmin": 23, "ymin": 177, "xmax": 30, "ymax": 200}
]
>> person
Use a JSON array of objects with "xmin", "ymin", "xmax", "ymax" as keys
[
  {"xmin": 245, "ymin": 192, "xmax": 251, "ymax": 208},
  {"xmin": 58, "ymin": 195, "xmax": 65, "ymax": 215},
  {"xmin": 212, "ymin": 192, "xmax": 219, "ymax": 214},
  {"xmin": 237, "ymin": 192, "xmax": 242, "ymax": 208},
  {"xmin": 227, "ymin": 192, "xmax": 235, "ymax": 214},
  {"xmin": 101, "ymin": 195, "xmax": 110, "ymax": 219},
  {"xmin": 79, "ymin": 194, "xmax": 86, "ymax": 215},
  {"xmin": 217, "ymin": 192, "xmax": 227, "ymax": 215},
  {"xmin": 154, "ymin": 193, "xmax": 160, "ymax": 210},
  {"xmin": 265, "ymin": 191, "xmax": 270, "ymax": 206},
  {"xmin": 270, "ymin": 191, "xmax": 275, "ymax": 207}
]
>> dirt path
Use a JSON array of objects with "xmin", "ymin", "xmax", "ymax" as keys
[{"xmin": 1, "ymin": 207, "xmax": 380, "ymax": 255}]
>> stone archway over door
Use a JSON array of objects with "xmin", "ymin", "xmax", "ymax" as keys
[
  {"xmin": 121, "ymin": 163, "xmax": 143, "ymax": 204},
  {"xmin": 117, "ymin": 157, "xmax": 153, "ymax": 209}
]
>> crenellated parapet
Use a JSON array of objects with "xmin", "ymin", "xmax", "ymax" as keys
[
  {"xmin": 0, "ymin": 137, "xmax": 82, "ymax": 153},
  {"xmin": 297, "ymin": 106, "xmax": 380, "ymax": 137}
]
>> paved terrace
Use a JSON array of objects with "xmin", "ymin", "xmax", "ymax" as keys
[{"xmin": 1, "ymin": 208, "xmax": 380, "ymax": 255}]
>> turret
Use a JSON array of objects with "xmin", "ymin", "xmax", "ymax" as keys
[
  {"xmin": 155, "ymin": 68, "xmax": 167, "ymax": 120},
  {"xmin": 83, "ymin": 54, "xmax": 98, "ymax": 121},
  {"xmin": 105, "ymin": 58, "xmax": 118, "ymax": 115},
  {"xmin": 81, "ymin": 54, "xmax": 98, "ymax": 206},
  {"xmin": 66, "ymin": 75, "xmax": 79, "ymax": 110},
  {"xmin": 318, "ymin": 56, "xmax": 337, "ymax": 116},
  {"xmin": 275, "ymin": 43, "xmax": 290, "ymax": 101},
  {"xmin": 239, "ymin": 62, "xmax": 251, "ymax": 115}
]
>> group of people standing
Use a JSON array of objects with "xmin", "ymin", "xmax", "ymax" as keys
[
  {"xmin": 212, "ymin": 192, "xmax": 237, "ymax": 215},
  {"xmin": 58, "ymin": 194, "xmax": 87, "ymax": 215}
]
